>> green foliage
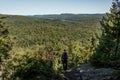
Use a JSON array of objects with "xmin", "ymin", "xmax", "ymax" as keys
[
  {"xmin": 0, "ymin": 16, "xmax": 11, "ymax": 58},
  {"xmin": 90, "ymin": 0, "xmax": 120, "ymax": 68},
  {"xmin": 0, "ymin": 16, "xmax": 12, "ymax": 79},
  {"xmin": 90, "ymin": 34, "xmax": 115, "ymax": 67},
  {"xmin": 0, "ymin": 14, "xmax": 102, "ymax": 79},
  {"xmin": 113, "ymin": 70, "xmax": 120, "ymax": 79},
  {"xmin": 4, "ymin": 14, "xmax": 101, "ymax": 69},
  {"xmin": 4, "ymin": 52, "xmax": 55, "ymax": 80}
]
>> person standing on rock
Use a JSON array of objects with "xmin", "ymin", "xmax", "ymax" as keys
[{"xmin": 61, "ymin": 49, "xmax": 68, "ymax": 71}]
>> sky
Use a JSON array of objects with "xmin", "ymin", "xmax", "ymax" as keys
[{"xmin": 0, "ymin": 0, "xmax": 112, "ymax": 15}]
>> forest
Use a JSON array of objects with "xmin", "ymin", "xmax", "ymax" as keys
[
  {"xmin": 0, "ymin": 14, "xmax": 102, "ymax": 80},
  {"xmin": 0, "ymin": 0, "xmax": 120, "ymax": 80}
]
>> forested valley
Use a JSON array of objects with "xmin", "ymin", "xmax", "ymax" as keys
[
  {"xmin": 0, "ymin": 13, "xmax": 102, "ymax": 80},
  {"xmin": 0, "ymin": 0, "xmax": 120, "ymax": 80}
]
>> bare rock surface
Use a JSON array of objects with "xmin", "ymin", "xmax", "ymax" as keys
[{"xmin": 59, "ymin": 63, "xmax": 116, "ymax": 80}]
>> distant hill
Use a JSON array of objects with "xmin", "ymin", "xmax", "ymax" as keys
[
  {"xmin": 0, "ymin": 13, "xmax": 103, "ymax": 48},
  {"xmin": 32, "ymin": 13, "xmax": 105, "ymax": 22}
]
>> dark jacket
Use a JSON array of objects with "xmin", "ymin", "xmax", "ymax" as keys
[{"xmin": 62, "ymin": 52, "xmax": 68, "ymax": 62}]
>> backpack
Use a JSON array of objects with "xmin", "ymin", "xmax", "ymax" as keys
[{"xmin": 62, "ymin": 52, "xmax": 68, "ymax": 60}]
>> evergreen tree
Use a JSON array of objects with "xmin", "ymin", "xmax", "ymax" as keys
[{"xmin": 90, "ymin": 0, "xmax": 120, "ymax": 67}]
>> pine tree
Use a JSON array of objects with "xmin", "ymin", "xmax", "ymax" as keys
[
  {"xmin": 90, "ymin": 0, "xmax": 120, "ymax": 67},
  {"xmin": 101, "ymin": 0, "xmax": 120, "ymax": 58}
]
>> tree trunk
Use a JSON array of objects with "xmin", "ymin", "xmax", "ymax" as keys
[{"xmin": 114, "ymin": 30, "xmax": 120, "ymax": 59}]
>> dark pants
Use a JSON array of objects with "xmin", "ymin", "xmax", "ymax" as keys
[{"xmin": 62, "ymin": 59, "xmax": 67, "ymax": 71}]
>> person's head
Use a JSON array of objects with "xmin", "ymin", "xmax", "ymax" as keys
[{"xmin": 64, "ymin": 49, "xmax": 66, "ymax": 52}]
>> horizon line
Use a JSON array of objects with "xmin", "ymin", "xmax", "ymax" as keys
[{"xmin": 0, "ymin": 13, "xmax": 106, "ymax": 16}]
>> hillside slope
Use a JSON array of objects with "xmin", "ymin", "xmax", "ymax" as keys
[
  {"xmin": 33, "ymin": 14, "xmax": 104, "ymax": 23},
  {"xmin": 0, "ymin": 14, "xmax": 104, "ymax": 79}
]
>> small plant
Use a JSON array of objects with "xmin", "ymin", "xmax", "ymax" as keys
[{"xmin": 113, "ymin": 70, "xmax": 120, "ymax": 80}]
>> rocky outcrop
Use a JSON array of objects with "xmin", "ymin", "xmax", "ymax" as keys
[
  {"xmin": 79, "ymin": 64, "xmax": 114, "ymax": 80},
  {"xmin": 61, "ymin": 63, "xmax": 116, "ymax": 80}
]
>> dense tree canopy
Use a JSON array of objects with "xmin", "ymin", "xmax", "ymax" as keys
[
  {"xmin": 0, "ymin": 16, "xmax": 12, "ymax": 80},
  {"xmin": 0, "ymin": 14, "xmax": 102, "ymax": 79}
]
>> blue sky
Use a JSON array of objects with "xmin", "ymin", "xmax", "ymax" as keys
[{"xmin": 0, "ymin": 0, "xmax": 112, "ymax": 15}]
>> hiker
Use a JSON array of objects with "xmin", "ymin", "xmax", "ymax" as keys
[{"xmin": 61, "ymin": 49, "xmax": 68, "ymax": 71}]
